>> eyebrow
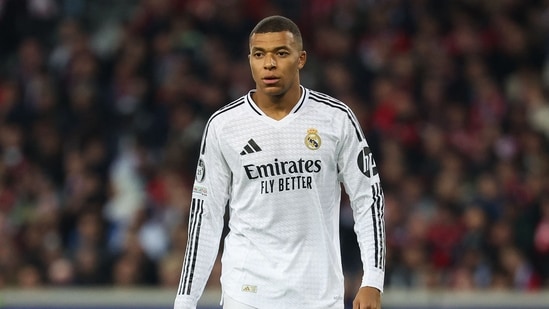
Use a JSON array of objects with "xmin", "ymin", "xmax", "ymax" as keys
[{"xmin": 250, "ymin": 46, "xmax": 291, "ymax": 52}]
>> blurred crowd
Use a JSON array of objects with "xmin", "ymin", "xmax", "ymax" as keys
[{"xmin": 1, "ymin": 0, "xmax": 549, "ymax": 302}]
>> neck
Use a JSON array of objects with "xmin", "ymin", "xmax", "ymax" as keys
[{"xmin": 253, "ymin": 85, "xmax": 302, "ymax": 120}]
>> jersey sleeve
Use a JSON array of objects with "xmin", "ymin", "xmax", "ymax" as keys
[
  {"xmin": 174, "ymin": 120, "xmax": 231, "ymax": 309},
  {"xmin": 336, "ymin": 109, "xmax": 386, "ymax": 292}
]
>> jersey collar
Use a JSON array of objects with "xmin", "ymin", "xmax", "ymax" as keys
[{"xmin": 246, "ymin": 85, "xmax": 309, "ymax": 117}]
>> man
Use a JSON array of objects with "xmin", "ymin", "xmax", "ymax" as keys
[{"xmin": 174, "ymin": 15, "xmax": 385, "ymax": 309}]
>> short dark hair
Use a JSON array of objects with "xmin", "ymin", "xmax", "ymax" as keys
[{"xmin": 249, "ymin": 15, "xmax": 303, "ymax": 50}]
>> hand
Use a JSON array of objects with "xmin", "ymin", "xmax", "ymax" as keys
[{"xmin": 352, "ymin": 286, "xmax": 381, "ymax": 309}]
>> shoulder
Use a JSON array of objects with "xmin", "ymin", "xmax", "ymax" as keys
[
  {"xmin": 209, "ymin": 95, "xmax": 248, "ymax": 121},
  {"xmin": 199, "ymin": 94, "xmax": 249, "ymax": 154},
  {"xmin": 305, "ymin": 88, "xmax": 366, "ymax": 142},
  {"xmin": 306, "ymin": 88, "xmax": 357, "ymax": 118},
  {"xmin": 206, "ymin": 95, "xmax": 249, "ymax": 127}
]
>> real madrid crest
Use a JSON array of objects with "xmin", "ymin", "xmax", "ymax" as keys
[{"xmin": 305, "ymin": 128, "xmax": 321, "ymax": 150}]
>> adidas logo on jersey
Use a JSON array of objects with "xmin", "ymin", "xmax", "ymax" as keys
[
  {"xmin": 240, "ymin": 139, "xmax": 262, "ymax": 155},
  {"xmin": 241, "ymin": 284, "xmax": 257, "ymax": 293}
]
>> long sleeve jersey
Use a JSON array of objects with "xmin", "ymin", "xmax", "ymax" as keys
[{"xmin": 174, "ymin": 86, "xmax": 385, "ymax": 309}]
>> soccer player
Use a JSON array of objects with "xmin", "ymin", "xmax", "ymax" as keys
[{"xmin": 174, "ymin": 15, "xmax": 385, "ymax": 309}]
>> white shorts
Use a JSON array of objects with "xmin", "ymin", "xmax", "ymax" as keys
[{"xmin": 223, "ymin": 294, "xmax": 256, "ymax": 309}]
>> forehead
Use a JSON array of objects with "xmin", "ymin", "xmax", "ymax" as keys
[{"xmin": 249, "ymin": 31, "xmax": 298, "ymax": 49}]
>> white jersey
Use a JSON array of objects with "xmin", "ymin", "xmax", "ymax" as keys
[{"xmin": 174, "ymin": 86, "xmax": 385, "ymax": 309}]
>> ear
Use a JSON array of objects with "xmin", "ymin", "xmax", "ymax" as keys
[{"xmin": 298, "ymin": 50, "xmax": 307, "ymax": 69}]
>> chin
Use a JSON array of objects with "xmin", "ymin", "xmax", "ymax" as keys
[{"xmin": 262, "ymin": 86, "xmax": 285, "ymax": 96}]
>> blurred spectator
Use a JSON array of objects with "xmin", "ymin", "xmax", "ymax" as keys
[
  {"xmin": 0, "ymin": 0, "xmax": 548, "ymax": 295},
  {"xmin": 158, "ymin": 253, "xmax": 182, "ymax": 287},
  {"xmin": 47, "ymin": 257, "xmax": 75, "ymax": 286}
]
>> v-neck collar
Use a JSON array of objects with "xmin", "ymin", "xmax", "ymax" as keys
[{"xmin": 245, "ymin": 86, "xmax": 308, "ymax": 124}]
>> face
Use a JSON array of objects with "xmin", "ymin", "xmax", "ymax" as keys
[{"xmin": 249, "ymin": 31, "xmax": 306, "ymax": 98}]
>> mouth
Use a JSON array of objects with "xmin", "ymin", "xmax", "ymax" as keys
[{"xmin": 262, "ymin": 77, "xmax": 280, "ymax": 85}]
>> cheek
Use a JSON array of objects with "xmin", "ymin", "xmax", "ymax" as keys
[{"xmin": 249, "ymin": 63, "xmax": 259, "ymax": 79}]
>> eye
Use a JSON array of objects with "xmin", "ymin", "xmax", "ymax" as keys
[
  {"xmin": 253, "ymin": 51, "xmax": 264, "ymax": 58},
  {"xmin": 277, "ymin": 50, "xmax": 290, "ymax": 57}
]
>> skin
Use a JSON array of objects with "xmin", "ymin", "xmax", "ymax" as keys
[
  {"xmin": 354, "ymin": 286, "xmax": 382, "ymax": 309},
  {"xmin": 248, "ymin": 31, "xmax": 306, "ymax": 120},
  {"xmin": 249, "ymin": 30, "xmax": 382, "ymax": 309}
]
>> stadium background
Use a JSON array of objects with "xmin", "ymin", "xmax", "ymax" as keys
[{"xmin": 1, "ymin": 0, "xmax": 549, "ymax": 308}]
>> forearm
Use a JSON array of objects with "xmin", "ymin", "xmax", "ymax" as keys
[
  {"xmin": 352, "ymin": 183, "xmax": 386, "ymax": 292},
  {"xmin": 174, "ymin": 197, "xmax": 224, "ymax": 308}
]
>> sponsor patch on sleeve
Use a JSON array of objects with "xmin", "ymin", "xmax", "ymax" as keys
[
  {"xmin": 193, "ymin": 185, "xmax": 208, "ymax": 196},
  {"xmin": 357, "ymin": 146, "xmax": 378, "ymax": 177}
]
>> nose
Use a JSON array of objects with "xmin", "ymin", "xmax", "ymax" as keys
[{"xmin": 264, "ymin": 55, "xmax": 276, "ymax": 69}]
